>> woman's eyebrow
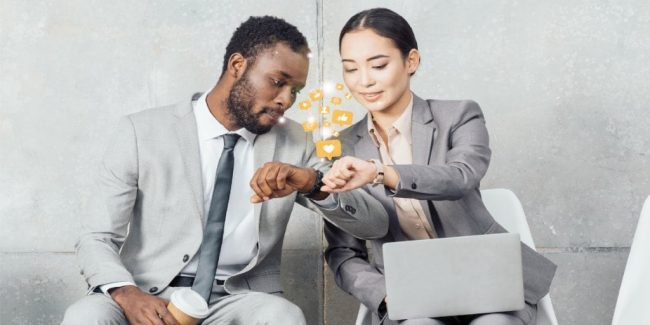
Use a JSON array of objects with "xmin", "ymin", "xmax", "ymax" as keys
[{"xmin": 341, "ymin": 54, "xmax": 389, "ymax": 63}]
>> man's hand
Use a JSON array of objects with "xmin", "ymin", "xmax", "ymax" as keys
[
  {"xmin": 110, "ymin": 285, "xmax": 179, "ymax": 325},
  {"xmin": 250, "ymin": 162, "xmax": 319, "ymax": 203},
  {"xmin": 321, "ymin": 156, "xmax": 376, "ymax": 193}
]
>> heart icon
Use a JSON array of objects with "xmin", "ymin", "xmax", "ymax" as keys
[{"xmin": 323, "ymin": 144, "xmax": 335, "ymax": 153}]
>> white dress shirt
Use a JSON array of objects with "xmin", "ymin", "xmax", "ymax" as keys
[{"xmin": 182, "ymin": 91, "xmax": 259, "ymax": 280}]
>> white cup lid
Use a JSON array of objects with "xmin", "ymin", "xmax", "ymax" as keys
[{"xmin": 170, "ymin": 288, "xmax": 209, "ymax": 319}]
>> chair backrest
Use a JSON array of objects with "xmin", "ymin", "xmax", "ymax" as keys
[
  {"xmin": 355, "ymin": 189, "xmax": 558, "ymax": 325},
  {"xmin": 480, "ymin": 189, "xmax": 558, "ymax": 325},
  {"xmin": 612, "ymin": 195, "xmax": 650, "ymax": 325}
]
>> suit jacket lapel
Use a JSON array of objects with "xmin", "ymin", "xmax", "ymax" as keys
[
  {"xmin": 252, "ymin": 128, "xmax": 278, "ymax": 235},
  {"xmin": 410, "ymin": 95, "xmax": 446, "ymax": 236},
  {"xmin": 174, "ymin": 100, "xmax": 205, "ymax": 223},
  {"xmin": 411, "ymin": 95, "xmax": 436, "ymax": 166}
]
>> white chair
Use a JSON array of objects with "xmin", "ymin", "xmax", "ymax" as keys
[
  {"xmin": 481, "ymin": 189, "xmax": 558, "ymax": 325},
  {"xmin": 612, "ymin": 195, "xmax": 650, "ymax": 325},
  {"xmin": 355, "ymin": 188, "xmax": 558, "ymax": 325}
]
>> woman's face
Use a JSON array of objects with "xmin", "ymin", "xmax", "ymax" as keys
[{"xmin": 340, "ymin": 28, "xmax": 418, "ymax": 114}]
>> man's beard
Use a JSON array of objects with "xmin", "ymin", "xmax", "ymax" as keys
[{"xmin": 226, "ymin": 73, "xmax": 275, "ymax": 135}]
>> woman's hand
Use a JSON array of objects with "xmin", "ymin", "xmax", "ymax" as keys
[{"xmin": 321, "ymin": 156, "xmax": 377, "ymax": 193}]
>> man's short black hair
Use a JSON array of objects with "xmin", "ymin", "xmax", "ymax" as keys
[{"xmin": 220, "ymin": 16, "xmax": 310, "ymax": 78}]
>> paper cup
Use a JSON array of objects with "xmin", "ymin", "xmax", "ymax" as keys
[{"xmin": 167, "ymin": 288, "xmax": 209, "ymax": 325}]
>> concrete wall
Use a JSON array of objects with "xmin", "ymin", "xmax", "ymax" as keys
[{"xmin": 1, "ymin": 1, "xmax": 648, "ymax": 324}]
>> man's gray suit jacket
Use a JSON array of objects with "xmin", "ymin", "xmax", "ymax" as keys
[{"xmin": 76, "ymin": 94, "xmax": 389, "ymax": 296}]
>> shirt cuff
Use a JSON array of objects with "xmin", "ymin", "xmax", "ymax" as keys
[
  {"xmin": 310, "ymin": 193, "xmax": 338, "ymax": 210},
  {"xmin": 99, "ymin": 281, "xmax": 136, "ymax": 297}
]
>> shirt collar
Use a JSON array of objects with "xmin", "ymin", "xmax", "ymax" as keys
[
  {"xmin": 367, "ymin": 93, "xmax": 414, "ymax": 146},
  {"xmin": 193, "ymin": 91, "xmax": 257, "ymax": 143}
]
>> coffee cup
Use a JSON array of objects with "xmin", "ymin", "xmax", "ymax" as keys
[{"xmin": 167, "ymin": 288, "xmax": 209, "ymax": 325}]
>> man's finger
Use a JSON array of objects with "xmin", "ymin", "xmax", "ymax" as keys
[
  {"xmin": 250, "ymin": 168, "xmax": 265, "ymax": 199},
  {"xmin": 143, "ymin": 308, "xmax": 165, "ymax": 325},
  {"xmin": 264, "ymin": 163, "xmax": 281, "ymax": 191},
  {"xmin": 276, "ymin": 165, "xmax": 292, "ymax": 191},
  {"xmin": 155, "ymin": 303, "xmax": 179, "ymax": 325},
  {"xmin": 256, "ymin": 168, "xmax": 274, "ymax": 200},
  {"xmin": 250, "ymin": 194, "xmax": 264, "ymax": 203}
]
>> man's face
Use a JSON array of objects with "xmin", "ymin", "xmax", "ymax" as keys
[{"xmin": 227, "ymin": 42, "xmax": 309, "ymax": 134}]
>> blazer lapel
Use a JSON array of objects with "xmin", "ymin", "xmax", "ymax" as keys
[
  {"xmin": 174, "ymin": 99, "xmax": 205, "ymax": 223},
  {"xmin": 252, "ymin": 128, "xmax": 278, "ymax": 234},
  {"xmin": 411, "ymin": 94, "xmax": 436, "ymax": 166},
  {"xmin": 410, "ymin": 95, "xmax": 446, "ymax": 237}
]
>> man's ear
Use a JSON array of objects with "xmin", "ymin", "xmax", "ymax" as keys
[{"xmin": 227, "ymin": 53, "xmax": 248, "ymax": 79}]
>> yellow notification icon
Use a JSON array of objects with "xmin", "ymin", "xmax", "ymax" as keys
[
  {"xmin": 331, "ymin": 97, "xmax": 342, "ymax": 105},
  {"xmin": 299, "ymin": 100, "xmax": 311, "ymax": 110},
  {"xmin": 302, "ymin": 119, "xmax": 319, "ymax": 132},
  {"xmin": 309, "ymin": 88, "xmax": 323, "ymax": 101},
  {"xmin": 336, "ymin": 83, "xmax": 345, "ymax": 90},
  {"xmin": 319, "ymin": 105, "xmax": 331, "ymax": 114},
  {"xmin": 316, "ymin": 139, "xmax": 342, "ymax": 160},
  {"xmin": 332, "ymin": 110, "xmax": 353, "ymax": 126}
]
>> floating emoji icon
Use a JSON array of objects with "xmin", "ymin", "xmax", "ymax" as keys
[
  {"xmin": 336, "ymin": 83, "xmax": 345, "ymax": 90},
  {"xmin": 332, "ymin": 110, "xmax": 353, "ymax": 126},
  {"xmin": 298, "ymin": 100, "xmax": 311, "ymax": 110},
  {"xmin": 302, "ymin": 118, "xmax": 319, "ymax": 132},
  {"xmin": 319, "ymin": 105, "xmax": 331, "ymax": 114},
  {"xmin": 309, "ymin": 88, "xmax": 324, "ymax": 101},
  {"xmin": 316, "ymin": 139, "xmax": 342, "ymax": 160},
  {"xmin": 330, "ymin": 97, "xmax": 342, "ymax": 105}
]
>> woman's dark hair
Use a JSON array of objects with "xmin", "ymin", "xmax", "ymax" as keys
[{"xmin": 339, "ymin": 8, "xmax": 419, "ymax": 62}]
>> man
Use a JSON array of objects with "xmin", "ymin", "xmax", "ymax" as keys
[{"xmin": 63, "ymin": 16, "xmax": 388, "ymax": 325}]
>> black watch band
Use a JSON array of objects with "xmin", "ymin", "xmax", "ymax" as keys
[{"xmin": 303, "ymin": 169, "xmax": 324, "ymax": 198}]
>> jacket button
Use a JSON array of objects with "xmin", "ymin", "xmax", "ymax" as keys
[
  {"xmin": 149, "ymin": 287, "xmax": 158, "ymax": 293},
  {"xmin": 411, "ymin": 183, "xmax": 417, "ymax": 189},
  {"xmin": 183, "ymin": 254, "xmax": 189, "ymax": 262}
]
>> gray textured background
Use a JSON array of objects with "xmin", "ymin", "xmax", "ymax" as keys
[{"xmin": 1, "ymin": 1, "xmax": 649, "ymax": 324}]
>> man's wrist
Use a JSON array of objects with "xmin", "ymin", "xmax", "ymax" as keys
[
  {"xmin": 298, "ymin": 168, "xmax": 318, "ymax": 193},
  {"xmin": 300, "ymin": 169, "xmax": 324, "ymax": 198},
  {"xmin": 109, "ymin": 285, "xmax": 138, "ymax": 302}
]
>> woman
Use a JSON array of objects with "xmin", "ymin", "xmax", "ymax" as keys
[{"xmin": 321, "ymin": 8, "xmax": 556, "ymax": 325}]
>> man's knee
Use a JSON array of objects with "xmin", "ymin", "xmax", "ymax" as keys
[
  {"xmin": 62, "ymin": 294, "xmax": 126, "ymax": 325},
  {"xmin": 252, "ymin": 294, "xmax": 306, "ymax": 325}
]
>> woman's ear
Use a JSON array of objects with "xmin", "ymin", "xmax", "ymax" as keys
[
  {"xmin": 227, "ymin": 53, "xmax": 248, "ymax": 79},
  {"xmin": 406, "ymin": 49, "xmax": 420, "ymax": 75}
]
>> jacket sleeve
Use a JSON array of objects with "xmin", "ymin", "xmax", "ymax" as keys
[
  {"xmin": 324, "ymin": 220, "xmax": 387, "ymax": 315},
  {"xmin": 296, "ymin": 133, "xmax": 389, "ymax": 240},
  {"xmin": 75, "ymin": 117, "xmax": 138, "ymax": 290},
  {"xmin": 390, "ymin": 100, "xmax": 491, "ymax": 201}
]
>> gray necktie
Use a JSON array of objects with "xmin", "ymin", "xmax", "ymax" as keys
[{"xmin": 192, "ymin": 133, "xmax": 240, "ymax": 300}]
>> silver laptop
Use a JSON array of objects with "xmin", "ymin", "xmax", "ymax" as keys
[{"xmin": 383, "ymin": 233, "xmax": 525, "ymax": 320}]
